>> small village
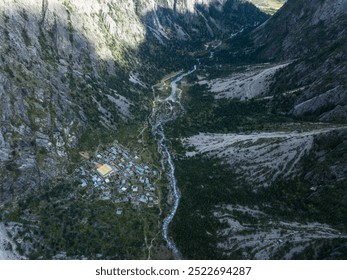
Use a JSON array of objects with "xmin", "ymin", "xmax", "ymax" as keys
[{"xmin": 77, "ymin": 142, "xmax": 160, "ymax": 215}]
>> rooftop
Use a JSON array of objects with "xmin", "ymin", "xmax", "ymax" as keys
[{"xmin": 97, "ymin": 164, "xmax": 113, "ymax": 177}]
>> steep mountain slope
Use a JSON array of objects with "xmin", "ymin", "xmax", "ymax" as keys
[
  {"xmin": 251, "ymin": 0, "xmax": 347, "ymax": 60},
  {"xmin": 163, "ymin": 0, "xmax": 347, "ymax": 259},
  {"xmin": 0, "ymin": 0, "xmax": 267, "ymax": 204},
  {"xmin": 0, "ymin": 0, "xmax": 143, "ymax": 203},
  {"xmin": 220, "ymin": 0, "xmax": 347, "ymax": 121},
  {"xmin": 256, "ymin": 0, "xmax": 347, "ymax": 121},
  {"xmin": 140, "ymin": 0, "xmax": 268, "ymax": 42}
]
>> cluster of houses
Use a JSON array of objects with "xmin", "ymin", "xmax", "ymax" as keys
[{"xmin": 78, "ymin": 143, "xmax": 160, "ymax": 215}]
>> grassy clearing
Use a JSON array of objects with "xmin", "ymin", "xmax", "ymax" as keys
[{"xmin": 250, "ymin": 0, "xmax": 286, "ymax": 15}]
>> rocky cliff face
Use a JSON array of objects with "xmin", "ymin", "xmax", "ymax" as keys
[
  {"xmin": 260, "ymin": 0, "xmax": 347, "ymax": 121},
  {"xmin": 251, "ymin": 0, "xmax": 347, "ymax": 60},
  {"xmin": 138, "ymin": 0, "xmax": 268, "ymax": 42},
  {"xmin": 0, "ymin": 0, "xmax": 267, "ymax": 203},
  {"xmin": 223, "ymin": 0, "xmax": 347, "ymax": 122}
]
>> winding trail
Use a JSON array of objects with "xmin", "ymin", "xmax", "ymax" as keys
[{"xmin": 150, "ymin": 65, "xmax": 196, "ymax": 259}]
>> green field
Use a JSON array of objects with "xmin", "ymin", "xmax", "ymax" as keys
[{"xmin": 250, "ymin": 0, "xmax": 286, "ymax": 14}]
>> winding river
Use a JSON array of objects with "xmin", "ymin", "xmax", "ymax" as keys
[{"xmin": 150, "ymin": 65, "xmax": 197, "ymax": 259}]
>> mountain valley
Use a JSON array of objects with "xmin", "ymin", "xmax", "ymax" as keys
[{"xmin": 0, "ymin": 0, "xmax": 346, "ymax": 260}]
